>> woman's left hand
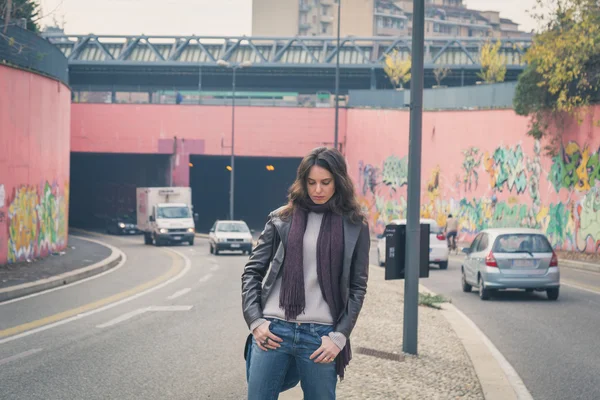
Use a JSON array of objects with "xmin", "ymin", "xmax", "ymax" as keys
[{"xmin": 309, "ymin": 336, "xmax": 341, "ymax": 364}]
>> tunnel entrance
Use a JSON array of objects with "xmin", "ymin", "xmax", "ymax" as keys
[
  {"xmin": 70, "ymin": 152, "xmax": 170, "ymax": 229},
  {"xmin": 190, "ymin": 155, "xmax": 301, "ymax": 233}
]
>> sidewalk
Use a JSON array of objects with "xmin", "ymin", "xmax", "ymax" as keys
[
  {"xmin": 280, "ymin": 263, "xmax": 527, "ymax": 400},
  {"xmin": 0, "ymin": 234, "xmax": 121, "ymax": 302}
]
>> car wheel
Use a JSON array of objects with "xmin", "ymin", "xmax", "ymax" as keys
[
  {"xmin": 214, "ymin": 248, "xmax": 220, "ymax": 255},
  {"xmin": 462, "ymin": 269, "xmax": 472, "ymax": 293},
  {"xmin": 439, "ymin": 261, "xmax": 448, "ymax": 270},
  {"xmin": 144, "ymin": 233, "xmax": 152, "ymax": 245},
  {"xmin": 209, "ymin": 244, "xmax": 214, "ymax": 254},
  {"xmin": 546, "ymin": 287, "xmax": 559, "ymax": 301},
  {"xmin": 478, "ymin": 276, "xmax": 490, "ymax": 300}
]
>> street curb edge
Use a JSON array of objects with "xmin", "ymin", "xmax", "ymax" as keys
[{"xmin": 0, "ymin": 235, "xmax": 123, "ymax": 303}]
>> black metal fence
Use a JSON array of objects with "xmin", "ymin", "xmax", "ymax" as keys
[{"xmin": 0, "ymin": 19, "xmax": 68, "ymax": 84}]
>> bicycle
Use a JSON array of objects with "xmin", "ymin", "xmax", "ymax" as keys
[{"xmin": 447, "ymin": 233, "xmax": 458, "ymax": 255}]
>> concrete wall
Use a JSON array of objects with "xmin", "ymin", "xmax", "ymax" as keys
[
  {"xmin": 71, "ymin": 103, "xmax": 345, "ymax": 157},
  {"xmin": 345, "ymin": 106, "xmax": 600, "ymax": 253},
  {"xmin": 70, "ymin": 102, "xmax": 600, "ymax": 253},
  {"xmin": 0, "ymin": 65, "xmax": 71, "ymax": 264}
]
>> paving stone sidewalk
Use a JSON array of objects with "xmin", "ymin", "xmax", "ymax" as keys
[
  {"xmin": 0, "ymin": 235, "xmax": 111, "ymax": 290},
  {"xmin": 336, "ymin": 264, "xmax": 483, "ymax": 399}
]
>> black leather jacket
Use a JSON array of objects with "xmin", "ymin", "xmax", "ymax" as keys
[{"xmin": 241, "ymin": 208, "xmax": 370, "ymax": 338}]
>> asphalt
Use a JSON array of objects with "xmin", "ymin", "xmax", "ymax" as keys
[
  {"xmin": 422, "ymin": 255, "xmax": 600, "ymax": 400},
  {"xmin": 0, "ymin": 234, "xmax": 250, "ymax": 399},
  {"xmin": 0, "ymin": 236, "xmax": 111, "ymax": 290}
]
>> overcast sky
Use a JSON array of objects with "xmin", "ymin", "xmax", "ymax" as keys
[{"xmin": 38, "ymin": 0, "xmax": 539, "ymax": 36}]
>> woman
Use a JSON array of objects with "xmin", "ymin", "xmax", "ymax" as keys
[{"xmin": 241, "ymin": 147, "xmax": 370, "ymax": 399}]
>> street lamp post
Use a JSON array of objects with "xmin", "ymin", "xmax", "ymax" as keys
[
  {"xmin": 217, "ymin": 59, "xmax": 252, "ymax": 221},
  {"xmin": 334, "ymin": 0, "xmax": 341, "ymax": 150}
]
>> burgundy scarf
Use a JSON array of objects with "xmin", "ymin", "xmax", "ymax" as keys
[{"xmin": 279, "ymin": 200, "xmax": 352, "ymax": 379}]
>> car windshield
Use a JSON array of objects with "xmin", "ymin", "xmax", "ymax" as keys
[
  {"xmin": 217, "ymin": 222, "xmax": 250, "ymax": 233},
  {"xmin": 157, "ymin": 206, "xmax": 190, "ymax": 219},
  {"xmin": 492, "ymin": 234, "xmax": 553, "ymax": 253}
]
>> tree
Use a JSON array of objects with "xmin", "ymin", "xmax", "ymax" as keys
[
  {"xmin": 383, "ymin": 50, "xmax": 411, "ymax": 89},
  {"xmin": 1, "ymin": 0, "xmax": 40, "ymax": 33},
  {"xmin": 433, "ymin": 66, "xmax": 451, "ymax": 87},
  {"xmin": 514, "ymin": 0, "xmax": 600, "ymax": 142},
  {"xmin": 477, "ymin": 40, "xmax": 507, "ymax": 83}
]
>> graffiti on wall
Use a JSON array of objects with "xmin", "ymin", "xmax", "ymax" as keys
[
  {"xmin": 358, "ymin": 139, "xmax": 600, "ymax": 253},
  {"xmin": 6, "ymin": 181, "xmax": 68, "ymax": 263}
]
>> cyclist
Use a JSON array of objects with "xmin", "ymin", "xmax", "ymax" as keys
[{"xmin": 445, "ymin": 214, "xmax": 459, "ymax": 251}]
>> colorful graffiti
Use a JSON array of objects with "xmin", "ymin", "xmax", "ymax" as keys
[
  {"xmin": 549, "ymin": 142, "xmax": 600, "ymax": 193},
  {"xmin": 6, "ymin": 181, "xmax": 68, "ymax": 263},
  {"xmin": 357, "ymin": 138, "xmax": 600, "ymax": 253},
  {"xmin": 484, "ymin": 144, "xmax": 528, "ymax": 194}
]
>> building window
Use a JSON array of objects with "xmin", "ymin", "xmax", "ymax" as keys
[
  {"xmin": 321, "ymin": 23, "xmax": 329, "ymax": 34},
  {"xmin": 322, "ymin": 5, "xmax": 330, "ymax": 16}
]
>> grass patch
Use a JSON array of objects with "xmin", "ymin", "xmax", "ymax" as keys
[{"xmin": 418, "ymin": 293, "xmax": 449, "ymax": 309}]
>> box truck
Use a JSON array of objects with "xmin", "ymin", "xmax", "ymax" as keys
[{"xmin": 136, "ymin": 187, "xmax": 197, "ymax": 246}]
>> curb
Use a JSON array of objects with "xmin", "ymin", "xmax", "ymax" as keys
[
  {"xmin": 419, "ymin": 284, "xmax": 533, "ymax": 400},
  {"xmin": 0, "ymin": 235, "xmax": 123, "ymax": 303}
]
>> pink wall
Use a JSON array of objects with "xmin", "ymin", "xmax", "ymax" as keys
[
  {"xmin": 71, "ymin": 104, "xmax": 346, "ymax": 157},
  {"xmin": 0, "ymin": 65, "xmax": 71, "ymax": 264},
  {"xmin": 345, "ymin": 106, "xmax": 600, "ymax": 253},
  {"xmin": 70, "ymin": 102, "xmax": 600, "ymax": 253}
]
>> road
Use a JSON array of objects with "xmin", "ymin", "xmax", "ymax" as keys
[
  {"xmin": 2, "ymin": 234, "xmax": 599, "ymax": 400},
  {"xmin": 0, "ymin": 234, "xmax": 251, "ymax": 400},
  {"xmin": 420, "ymin": 254, "xmax": 600, "ymax": 400}
]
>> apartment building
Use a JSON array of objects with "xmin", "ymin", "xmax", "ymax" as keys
[{"xmin": 251, "ymin": 0, "xmax": 531, "ymax": 38}]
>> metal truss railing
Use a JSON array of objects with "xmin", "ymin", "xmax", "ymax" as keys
[{"xmin": 46, "ymin": 34, "xmax": 531, "ymax": 68}]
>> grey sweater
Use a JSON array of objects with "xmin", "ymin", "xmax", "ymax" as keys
[{"xmin": 250, "ymin": 212, "xmax": 347, "ymax": 350}]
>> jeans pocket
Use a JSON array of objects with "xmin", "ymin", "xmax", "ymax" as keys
[{"xmin": 312, "ymin": 324, "xmax": 334, "ymax": 341}]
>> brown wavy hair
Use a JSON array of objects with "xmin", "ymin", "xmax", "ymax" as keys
[{"xmin": 279, "ymin": 147, "xmax": 365, "ymax": 224}]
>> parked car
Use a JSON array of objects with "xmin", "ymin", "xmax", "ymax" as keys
[
  {"xmin": 460, "ymin": 228, "xmax": 560, "ymax": 301},
  {"xmin": 208, "ymin": 220, "xmax": 254, "ymax": 255},
  {"xmin": 106, "ymin": 215, "xmax": 139, "ymax": 235},
  {"xmin": 377, "ymin": 218, "xmax": 450, "ymax": 269}
]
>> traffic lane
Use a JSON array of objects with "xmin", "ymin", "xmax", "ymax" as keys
[
  {"xmin": 0, "ymin": 235, "xmax": 179, "ymax": 332},
  {"xmin": 0, "ymin": 239, "xmax": 250, "ymax": 400},
  {"xmin": 560, "ymin": 266, "xmax": 600, "ymax": 292},
  {"xmin": 0, "ymin": 239, "xmax": 212, "ymax": 356},
  {"xmin": 423, "ymin": 259, "xmax": 600, "ymax": 400}
]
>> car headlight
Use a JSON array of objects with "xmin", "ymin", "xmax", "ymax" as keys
[
  {"xmin": 118, "ymin": 223, "xmax": 125, "ymax": 228},
  {"xmin": 187, "ymin": 228, "xmax": 195, "ymax": 233},
  {"xmin": 159, "ymin": 228, "xmax": 168, "ymax": 234}
]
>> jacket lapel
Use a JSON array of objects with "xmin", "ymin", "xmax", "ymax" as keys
[{"xmin": 341, "ymin": 218, "xmax": 361, "ymax": 305}]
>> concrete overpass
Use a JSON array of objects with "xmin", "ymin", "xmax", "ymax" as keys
[{"xmin": 47, "ymin": 34, "xmax": 531, "ymax": 93}]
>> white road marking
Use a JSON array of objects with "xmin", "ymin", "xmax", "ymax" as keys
[
  {"xmin": 210, "ymin": 264, "xmax": 219, "ymax": 272},
  {"xmin": 561, "ymin": 280, "xmax": 600, "ymax": 295},
  {"xmin": 167, "ymin": 288, "xmax": 192, "ymax": 300},
  {"xmin": 97, "ymin": 305, "xmax": 193, "ymax": 328},
  {"xmin": 148, "ymin": 305, "xmax": 193, "ymax": 312},
  {"xmin": 0, "ymin": 248, "xmax": 191, "ymax": 345},
  {"xmin": 198, "ymin": 273, "xmax": 213, "ymax": 284},
  {"xmin": 96, "ymin": 308, "xmax": 150, "ymax": 328},
  {"xmin": 0, "ymin": 348, "xmax": 43, "ymax": 366},
  {"xmin": 0, "ymin": 240, "xmax": 127, "ymax": 306}
]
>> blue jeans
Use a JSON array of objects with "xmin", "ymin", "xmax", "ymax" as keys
[{"xmin": 246, "ymin": 318, "xmax": 337, "ymax": 400}]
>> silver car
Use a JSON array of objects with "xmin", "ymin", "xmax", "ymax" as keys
[{"xmin": 461, "ymin": 228, "xmax": 560, "ymax": 301}]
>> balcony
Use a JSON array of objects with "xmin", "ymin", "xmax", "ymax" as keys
[
  {"xmin": 321, "ymin": 15, "xmax": 334, "ymax": 23},
  {"xmin": 376, "ymin": 26, "xmax": 408, "ymax": 36},
  {"xmin": 321, "ymin": 0, "xmax": 335, "ymax": 5},
  {"xmin": 299, "ymin": 3, "xmax": 312, "ymax": 12}
]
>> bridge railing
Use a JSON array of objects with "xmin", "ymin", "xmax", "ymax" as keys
[
  {"xmin": 0, "ymin": 19, "xmax": 68, "ymax": 84},
  {"xmin": 47, "ymin": 34, "xmax": 531, "ymax": 68}
]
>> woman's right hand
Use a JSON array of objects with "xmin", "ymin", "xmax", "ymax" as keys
[{"xmin": 252, "ymin": 321, "xmax": 283, "ymax": 351}]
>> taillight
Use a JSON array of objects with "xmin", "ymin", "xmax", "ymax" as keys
[
  {"xmin": 436, "ymin": 233, "xmax": 446, "ymax": 241},
  {"xmin": 485, "ymin": 251, "xmax": 498, "ymax": 267},
  {"xmin": 550, "ymin": 251, "xmax": 558, "ymax": 267}
]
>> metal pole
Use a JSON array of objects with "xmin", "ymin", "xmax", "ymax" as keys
[
  {"xmin": 403, "ymin": 0, "xmax": 425, "ymax": 356},
  {"xmin": 334, "ymin": 0, "xmax": 341, "ymax": 150},
  {"xmin": 230, "ymin": 67, "xmax": 236, "ymax": 220}
]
